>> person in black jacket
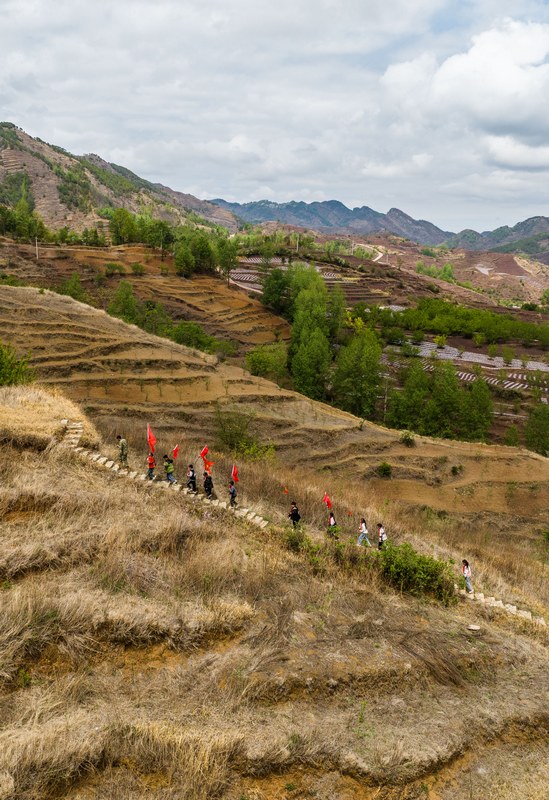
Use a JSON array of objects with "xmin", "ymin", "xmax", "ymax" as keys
[
  {"xmin": 187, "ymin": 464, "xmax": 197, "ymax": 493},
  {"xmin": 288, "ymin": 501, "xmax": 301, "ymax": 527},
  {"xmin": 203, "ymin": 471, "xmax": 214, "ymax": 499}
]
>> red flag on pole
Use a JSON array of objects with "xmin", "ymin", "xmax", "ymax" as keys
[
  {"xmin": 231, "ymin": 464, "xmax": 239, "ymax": 483},
  {"xmin": 173, "ymin": 445, "xmax": 179, "ymax": 460},
  {"xmin": 200, "ymin": 445, "xmax": 214, "ymax": 474},
  {"xmin": 283, "ymin": 486, "xmax": 289, "ymax": 494},
  {"xmin": 147, "ymin": 424, "xmax": 156, "ymax": 453},
  {"xmin": 322, "ymin": 492, "xmax": 332, "ymax": 510}
]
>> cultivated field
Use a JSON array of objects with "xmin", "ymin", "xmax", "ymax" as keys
[
  {"xmin": 0, "ymin": 386, "xmax": 547, "ymax": 799},
  {"xmin": 0, "ymin": 240, "xmax": 290, "ymax": 351}
]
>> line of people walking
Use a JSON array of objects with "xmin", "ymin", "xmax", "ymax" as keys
[
  {"xmin": 117, "ymin": 434, "xmax": 239, "ymax": 508},
  {"xmin": 119, "ymin": 432, "xmax": 474, "ymax": 593}
]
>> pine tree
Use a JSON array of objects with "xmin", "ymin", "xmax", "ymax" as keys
[
  {"xmin": 333, "ymin": 329, "xmax": 381, "ymax": 418},
  {"xmin": 291, "ymin": 327, "xmax": 331, "ymax": 400}
]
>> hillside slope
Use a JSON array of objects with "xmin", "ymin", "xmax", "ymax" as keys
[
  {"xmin": 0, "ymin": 123, "xmax": 236, "ymax": 232},
  {"xmin": 0, "ymin": 240, "xmax": 291, "ymax": 350},
  {"xmin": 1, "ymin": 285, "xmax": 548, "ymax": 546},
  {"xmin": 0, "ymin": 386, "xmax": 547, "ymax": 800}
]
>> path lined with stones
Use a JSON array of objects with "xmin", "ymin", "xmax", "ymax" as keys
[
  {"xmin": 61, "ymin": 420, "xmax": 268, "ymax": 531},
  {"xmin": 60, "ymin": 419, "xmax": 545, "ymax": 628}
]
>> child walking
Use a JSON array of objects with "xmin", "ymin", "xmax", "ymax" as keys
[
  {"xmin": 357, "ymin": 518, "xmax": 371, "ymax": 546},
  {"xmin": 462, "ymin": 559, "xmax": 473, "ymax": 594},
  {"xmin": 163, "ymin": 455, "xmax": 176, "ymax": 484},
  {"xmin": 146, "ymin": 452, "xmax": 155, "ymax": 480},
  {"xmin": 377, "ymin": 523, "xmax": 387, "ymax": 550}
]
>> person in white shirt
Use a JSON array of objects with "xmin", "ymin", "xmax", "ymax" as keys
[
  {"xmin": 357, "ymin": 518, "xmax": 371, "ymax": 547},
  {"xmin": 377, "ymin": 523, "xmax": 387, "ymax": 550},
  {"xmin": 462, "ymin": 559, "xmax": 473, "ymax": 593}
]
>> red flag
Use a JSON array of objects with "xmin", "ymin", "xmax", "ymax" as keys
[
  {"xmin": 322, "ymin": 492, "xmax": 332, "ymax": 510},
  {"xmin": 173, "ymin": 445, "xmax": 179, "ymax": 460},
  {"xmin": 283, "ymin": 486, "xmax": 289, "ymax": 494},
  {"xmin": 147, "ymin": 424, "xmax": 156, "ymax": 453},
  {"xmin": 231, "ymin": 464, "xmax": 239, "ymax": 483},
  {"xmin": 346, "ymin": 510, "xmax": 353, "ymax": 516},
  {"xmin": 200, "ymin": 446, "xmax": 214, "ymax": 474}
]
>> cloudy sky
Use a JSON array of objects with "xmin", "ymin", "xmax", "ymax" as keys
[{"xmin": 1, "ymin": 0, "xmax": 549, "ymax": 231}]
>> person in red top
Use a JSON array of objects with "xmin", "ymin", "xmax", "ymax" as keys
[{"xmin": 146, "ymin": 452, "xmax": 155, "ymax": 481}]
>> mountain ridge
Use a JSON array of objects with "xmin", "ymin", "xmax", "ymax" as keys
[
  {"xmin": 0, "ymin": 122, "xmax": 237, "ymax": 232},
  {"xmin": 212, "ymin": 197, "xmax": 549, "ymax": 254}
]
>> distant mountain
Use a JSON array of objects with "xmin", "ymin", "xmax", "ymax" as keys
[
  {"xmin": 212, "ymin": 198, "xmax": 452, "ymax": 245},
  {"xmin": 446, "ymin": 216, "xmax": 549, "ymax": 260},
  {"xmin": 0, "ymin": 122, "xmax": 236, "ymax": 232},
  {"xmin": 212, "ymin": 198, "xmax": 549, "ymax": 257}
]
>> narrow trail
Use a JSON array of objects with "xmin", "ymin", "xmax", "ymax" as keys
[{"xmin": 61, "ymin": 419, "xmax": 547, "ymax": 629}]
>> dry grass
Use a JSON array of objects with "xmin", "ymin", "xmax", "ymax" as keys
[
  {"xmin": 0, "ymin": 387, "xmax": 548, "ymax": 800},
  {"xmin": 0, "ymin": 385, "xmax": 98, "ymax": 449}
]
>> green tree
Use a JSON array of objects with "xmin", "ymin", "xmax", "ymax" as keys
[
  {"xmin": 58, "ymin": 272, "xmax": 88, "ymax": 302},
  {"xmin": 245, "ymin": 343, "xmax": 288, "ymax": 381},
  {"xmin": 109, "ymin": 208, "xmax": 137, "ymax": 245},
  {"xmin": 525, "ymin": 404, "xmax": 549, "ymax": 456},
  {"xmin": 291, "ymin": 327, "xmax": 331, "ymax": 400},
  {"xmin": 0, "ymin": 341, "xmax": 33, "ymax": 385},
  {"xmin": 107, "ymin": 280, "xmax": 141, "ymax": 325},
  {"xmin": 327, "ymin": 285, "xmax": 346, "ymax": 343},
  {"xmin": 189, "ymin": 233, "xmax": 217, "ymax": 272},
  {"xmin": 261, "ymin": 268, "xmax": 291, "ymax": 316},
  {"xmin": 333, "ymin": 329, "xmax": 381, "ymax": 418},
  {"xmin": 217, "ymin": 237, "xmax": 239, "ymax": 287},
  {"xmin": 174, "ymin": 242, "xmax": 195, "ymax": 277},
  {"xmin": 504, "ymin": 425, "xmax": 520, "ymax": 447},
  {"xmin": 462, "ymin": 378, "xmax": 493, "ymax": 441}
]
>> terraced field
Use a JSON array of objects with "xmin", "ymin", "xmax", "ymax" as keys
[
  {"xmin": 0, "ymin": 388, "xmax": 547, "ymax": 800},
  {"xmin": 2, "ymin": 285, "xmax": 548, "ymax": 536},
  {"xmin": 0, "ymin": 241, "xmax": 290, "ymax": 349}
]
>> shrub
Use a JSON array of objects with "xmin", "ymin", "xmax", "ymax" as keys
[
  {"xmin": 434, "ymin": 335, "xmax": 447, "ymax": 349},
  {"xmin": 377, "ymin": 542, "xmax": 457, "ymax": 605},
  {"xmin": 0, "ymin": 341, "xmax": 34, "ymax": 386},
  {"xmin": 502, "ymin": 345, "xmax": 514, "ymax": 365},
  {"xmin": 57, "ymin": 271, "xmax": 88, "ymax": 302},
  {"xmin": 285, "ymin": 525, "xmax": 306, "ymax": 553},
  {"xmin": 131, "ymin": 262, "xmax": 145, "ymax": 276},
  {"xmin": 400, "ymin": 430, "xmax": 415, "ymax": 447},
  {"xmin": 104, "ymin": 262, "xmax": 125, "ymax": 277},
  {"xmin": 377, "ymin": 462, "xmax": 392, "ymax": 478},
  {"xmin": 245, "ymin": 343, "xmax": 288, "ymax": 381},
  {"xmin": 213, "ymin": 406, "xmax": 275, "ymax": 460}
]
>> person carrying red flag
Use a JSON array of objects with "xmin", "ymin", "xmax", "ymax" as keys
[
  {"xmin": 146, "ymin": 452, "xmax": 155, "ymax": 481},
  {"xmin": 228, "ymin": 480, "xmax": 237, "ymax": 508}
]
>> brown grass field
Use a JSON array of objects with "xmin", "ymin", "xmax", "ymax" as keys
[
  {"xmin": 0, "ymin": 284, "xmax": 548, "ymax": 797},
  {"xmin": 0, "ymin": 386, "xmax": 547, "ymax": 799}
]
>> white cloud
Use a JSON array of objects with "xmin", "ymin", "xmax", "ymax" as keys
[
  {"xmin": 485, "ymin": 135, "xmax": 549, "ymax": 169},
  {"xmin": 2, "ymin": 2, "xmax": 549, "ymax": 230}
]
